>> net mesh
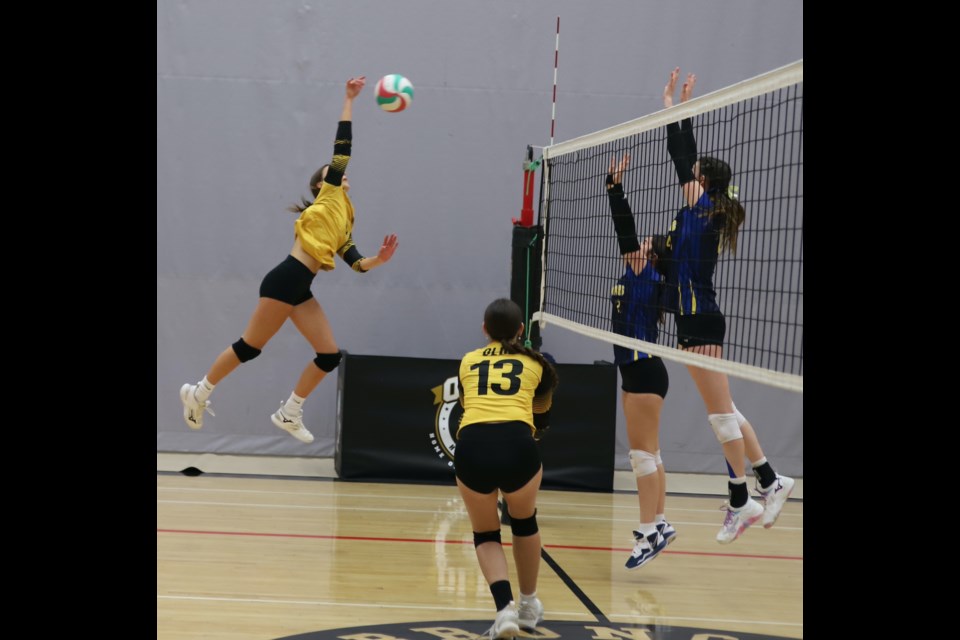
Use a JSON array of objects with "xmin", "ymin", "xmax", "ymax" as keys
[{"xmin": 536, "ymin": 61, "xmax": 803, "ymax": 392}]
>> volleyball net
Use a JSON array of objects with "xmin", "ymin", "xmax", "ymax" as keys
[{"xmin": 534, "ymin": 60, "xmax": 803, "ymax": 392}]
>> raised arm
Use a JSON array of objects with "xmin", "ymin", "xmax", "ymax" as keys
[
  {"xmin": 606, "ymin": 154, "xmax": 646, "ymax": 274},
  {"xmin": 663, "ymin": 68, "xmax": 703, "ymax": 208},
  {"xmin": 324, "ymin": 76, "xmax": 366, "ymax": 187}
]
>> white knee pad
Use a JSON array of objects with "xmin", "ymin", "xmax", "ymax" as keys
[
  {"xmin": 655, "ymin": 449, "xmax": 663, "ymax": 466},
  {"xmin": 730, "ymin": 402, "xmax": 747, "ymax": 427},
  {"xmin": 708, "ymin": 413, "xmax": 743, "ymax": 443},
  {"xmin": 629, "ymin": 449, "xmax": 658, "ymax": 477}
]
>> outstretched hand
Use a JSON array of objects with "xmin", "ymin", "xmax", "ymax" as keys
[
  {"xmin": 663, "ymin": 67, "xmax": 696, "ymax": 108},
  {"xmin": 346, "ymin": 76, "xmax": 366, "ymax": 99},
  {"xmin": 377, "ymin": 234, "xmax": 399, "ymax": 263},
  {"xmin": 680, "ymin": 72, "xmax": 696, "ymax": 103},
  {"xmin": 608, "ymin": 153, "xmax": 631, "ymax": 186}
]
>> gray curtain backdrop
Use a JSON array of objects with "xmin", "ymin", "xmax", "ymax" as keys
[{"xmin": 157, "ymin": 0, "xmax": 803, "ymax": 476}]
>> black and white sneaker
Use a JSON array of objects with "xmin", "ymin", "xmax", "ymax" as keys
[
  {"xmin": 270, "ymin": 404, "xmax": 315, "ymax": 443},
  {"xmin": 180, "ymin": 383, "xmax": 214, "ymax": 430}
]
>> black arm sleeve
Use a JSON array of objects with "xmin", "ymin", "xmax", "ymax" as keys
[
  {"xmin": 324, "ymin": 121, "xmax": 353, "ymax": 187},
  {"xmin": 666, "ymin": 118, "xmax": 697, "ymax": 185},
  {"xmin": 532, "ymin": 365, "xmax": 557, "ymax": 440},
  {"xmin": 607, "ymin": 179, "xmax": 641, "ymax": 255},
  {"xmin": 532, "ymin": 410, "xmax": 551, "ymax": 441},
  {"xmin": 341, "ymin": 245, "xmax": 367, "ymax": 272}
]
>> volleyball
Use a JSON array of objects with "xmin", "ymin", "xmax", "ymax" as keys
[{"xmin": 375, "ymin": 74, "xmax": 414, "ymax": 113}]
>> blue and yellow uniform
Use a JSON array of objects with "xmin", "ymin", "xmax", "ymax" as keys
[
  {"xmin": 606, "ymin": 183, "xmax": 670, "ymax": 398},
  {"xmin": 611, "ymin": 262, "xmax": 661, "ymax": 365},
  {"xmin": 664, "ymin": 191, "xmax": 723, "ymax": 316}
]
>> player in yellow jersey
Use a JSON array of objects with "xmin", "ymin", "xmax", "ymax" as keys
[
  {"xmin": 179, "ymin": 76, "xmax": 399, "ymax": 444},
  {"xmin": 455, "ymin": 298, "xmax": 558, "ymax": 635}
]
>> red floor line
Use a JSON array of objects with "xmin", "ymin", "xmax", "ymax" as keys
[{"xmin": 157, "ymin": 528, "xmax": 802, "ymax": 561}]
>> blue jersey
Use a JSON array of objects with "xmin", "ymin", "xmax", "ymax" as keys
[
  {"xmin": 664, "ymin": 191, "xmax": 723, "ymax": 316},
  {"xmin": 611, "ymin": 261, "xmax": 661, "ymax": 365}
]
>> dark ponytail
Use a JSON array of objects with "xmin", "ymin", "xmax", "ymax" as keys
[
  {"xmin": 649, "ymin": 235, "xmax": 669, "ymax": 325},
  {"xmin": 287, "ymin": 165, "xmax": 330, "ymax": 214},
  {"xmin": 698, "ymin": 156, "xmax": 745, "ymax": 254}
]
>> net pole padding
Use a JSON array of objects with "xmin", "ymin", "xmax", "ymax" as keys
[
  {"xmin": 523, "ymin": 231, "xmax": 538, "ymax": 348},
  {"xmin": 510, "ymin": 225, "xmax": 543, "ymax": 351},
  {"xmin": 531, "ymin": 311, "xmax": 802, "ymax": 394},
  {"xmin": 543, "ymin": 60, "xmax": 803, "ymax": 160}
]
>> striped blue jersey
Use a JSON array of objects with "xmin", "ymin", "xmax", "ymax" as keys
[
  {"xmin": 664, "ymin": 192, "xmax": 723, "ymax": 316},
  {"xmin": 610, "ymin": 261, "xmax": 661, "ymax": 365}
]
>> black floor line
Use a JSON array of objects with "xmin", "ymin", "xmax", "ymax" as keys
[{"xmin": 540, "ymin": 546, "xmax": 608, "ymax": 624}]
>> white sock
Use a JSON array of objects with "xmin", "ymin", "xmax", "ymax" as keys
[
  {"xmin": 194, "ymin": 377, "xmax": 215, "ymax": 402},
  {"xmin": 519, "ymin": 591, "xmax": 537, "ymax": 602},
  {"xmin": 637, "ymin": 522, "xmax": 658, "ymax": 538},
  {"xmin": 283, "ymin": 393, "xmax": 306, "ymax": 416},
  {"xmin": 655, "ymin": 513, "xmax": 667, "ymax": 525}
]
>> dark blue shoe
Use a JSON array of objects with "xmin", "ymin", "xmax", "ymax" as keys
[
  {"xmin": 625, "ymin": 530, "xmax": 667, "ymax": 570},
  {"xmin": 656, "ymin": 521, "xmax": 678, "ymax": 547}
]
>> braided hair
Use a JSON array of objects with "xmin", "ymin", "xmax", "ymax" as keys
[{"xmin": 483, "ymin": 298, "xmax": 559, "ymax": 392}]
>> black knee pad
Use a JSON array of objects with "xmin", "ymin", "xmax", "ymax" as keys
[
  {"xmin": 473, "ymin": 530, "xmax": 502, "ymax": 548},
  {"xmin": 313, "ymin": 351, "xmax": 342, "ymax": 372},
  {"xmin": 510, "ymin": 510, "xmax": 539, "ymax": 537},
  {"xmin": 232, "ymin": 338, "xmax": 262, "ymax": 362}
]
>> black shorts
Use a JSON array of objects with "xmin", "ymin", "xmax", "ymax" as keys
[
  {"xmin": 675, "ymin": 313, "xmax": 726, "ymax": 348},
  {"xmin": 455, "ymin": 421, "xmax": 542, "ymax": 494},
  {"xmin": 259, "ymin": 255, "xmax": 316, "ymax": 305},
  {"xmin": 618, "ymin": 357, "xmax": 669, "ymax": 398}
]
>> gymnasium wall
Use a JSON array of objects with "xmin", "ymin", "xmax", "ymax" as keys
[{"xmin": 157, "ymin": 0, "xmax": 803, "ymax": 476}]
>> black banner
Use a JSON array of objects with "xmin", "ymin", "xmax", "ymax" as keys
[{"xmin": 335, "ymin": 352, "xmax": 617, "ymax": 492}]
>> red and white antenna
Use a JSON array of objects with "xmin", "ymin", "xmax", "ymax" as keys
[
  {"xmin": 516, "ymin": 16, "xmax": 560, "ymax": 228},
  {"xmin": 550, "ymin": 16, "xmax": 559, "ymax": 146}
]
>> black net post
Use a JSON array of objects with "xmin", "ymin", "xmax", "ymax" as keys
[{"xmin": 510, "ymin": 224, "xmax": 543, "ymax": 351}]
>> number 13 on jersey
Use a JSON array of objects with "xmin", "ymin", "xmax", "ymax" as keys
[{"xmin": 470, "ymin": 359, "xmax": 524, "ymax": 396}]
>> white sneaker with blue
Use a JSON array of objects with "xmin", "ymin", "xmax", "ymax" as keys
[
  {"xmin": 656, "ymin": 520, "xmax": 678, "ymax": 546},
  {"xmin": 625, "ymin": 529, "xmax": 667, "ymax": 569}
]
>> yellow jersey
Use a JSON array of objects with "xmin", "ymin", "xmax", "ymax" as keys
[
  {"xmin": 294, "ymin": 181, "xmax": 357, "ymax": 271},
  {"xmin": 458, "ymin": 342, "xmax": 553, "ymax": 436}
]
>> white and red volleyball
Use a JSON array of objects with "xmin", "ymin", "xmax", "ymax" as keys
[{"xmin": 375, "ymin": 74, "xmax": 414, "ymax": 113}]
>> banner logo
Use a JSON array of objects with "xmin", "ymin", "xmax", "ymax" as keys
[{"xmin": 430, "ymin": 376, "xmax": 461, "ymax": 467}]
